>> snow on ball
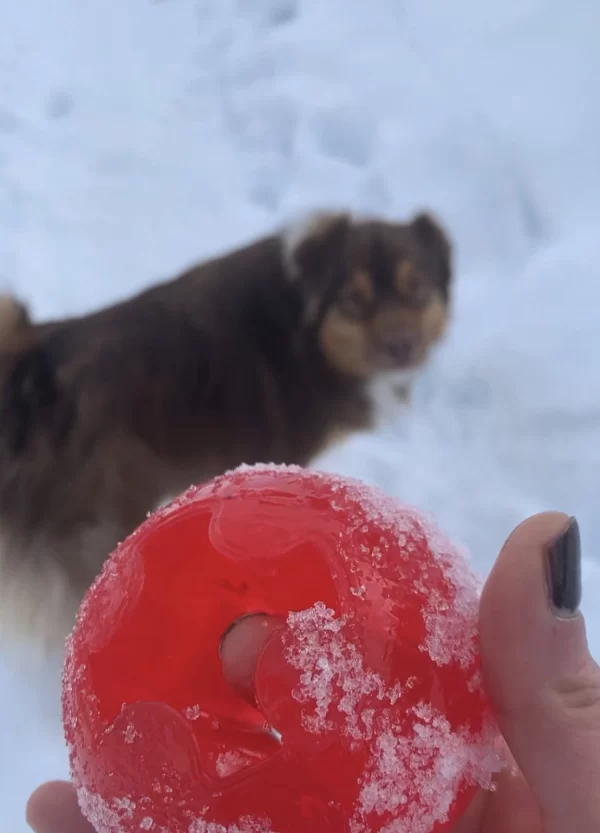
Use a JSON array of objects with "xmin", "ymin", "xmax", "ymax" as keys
[{"xmin": 62, "ymin": 463, "xmax": 502, "ymax": 833}]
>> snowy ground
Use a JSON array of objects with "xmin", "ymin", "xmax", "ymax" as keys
[{"xmin": 2, "ymin": 0, "xmax": 600, "ymax": 829}]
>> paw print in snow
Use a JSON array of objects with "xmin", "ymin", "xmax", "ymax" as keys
[
  {"xmin": 233, "ymin": 93, "xmax": 298, "ymax": 156},
  {"xmin": 237, "ymin": 0, "xmax": 298, "ymax": 29},
  {"xmin": 358, "ymin": 170, "xmax": 392, "ymax": 215},
  {"xmin": 46, "ymin": 91, "xmax": 74, "ymax": 120},
  {"xmin": 311, "ymin": 105, "xmax": 376, "ymax": 169}
]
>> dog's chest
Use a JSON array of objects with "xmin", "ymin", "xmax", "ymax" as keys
[{"xmin": 366, "ymin": 368, "xmax": 416, "ymax": 421}]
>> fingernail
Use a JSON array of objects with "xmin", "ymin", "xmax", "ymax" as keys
[{"xmin": 546, "ymin": 516, "xmax": 581, "ymax": 619}]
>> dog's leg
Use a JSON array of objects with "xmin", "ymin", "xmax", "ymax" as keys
[{"xmin": 0, "ymin": 515, "xmax": 138, "ymax": 656}]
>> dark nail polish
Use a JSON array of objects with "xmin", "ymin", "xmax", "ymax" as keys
[{"xmin": 546, "ymin": 516, "xmax": 582, "ymax": 619}]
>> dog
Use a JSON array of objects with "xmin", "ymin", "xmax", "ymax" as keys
[{"xmin": 0, "ymin": 209, "xmax": 453, "ymax": 654}]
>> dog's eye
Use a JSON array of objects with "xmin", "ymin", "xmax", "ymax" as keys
[
  {"xmin": 402, "ymin": 277, "xmax": 430, "ymax": 307},
  {"xmin": 394, "ymin": 261, "xmax": 430, "ymax": 308},
  {"xmin": 338, "ymin": 289, "xmax": 368, "ymax": 319}
]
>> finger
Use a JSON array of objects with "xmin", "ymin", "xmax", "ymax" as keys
[
  {"xmin": 453, "ymin": 768, "xmax": 542, "ymax": 833},
  {"xmin": 479, "ymin": 512, "xmax": 600, "ymax": 833},
  {"xmin": 478, "ymin": 771, "xmax": 542, "ymax": 833},
  {"xmin": 220, "ymin": 613, "xmax": 285, "ymax": 701},
  {"xmin": 26, "ymin": 780, "xmax": 95, "ymax": 833},
  {"xmin": 452, "ymin": 784, "xmax": 487, "ymax": 832}
]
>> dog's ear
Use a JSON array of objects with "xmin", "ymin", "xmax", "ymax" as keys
[
  {"xmin": 282, "ymin": 211, "xmax": 351, "ymax": 284},
  {"xmin": 410, "ymin": 212, "xmax": 453, "ymax": 296},
  {"xmin": 281, "ymin": 211, "xmax": 352, "ymax": 324}
]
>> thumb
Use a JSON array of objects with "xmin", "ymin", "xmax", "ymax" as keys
[
  {"xmin": 479, "ymin": 512, "xmax": 600, "ymax": 833},
  {"xmin": 26, "ymin": 781, "xmax": 95, "ymax": 833}
]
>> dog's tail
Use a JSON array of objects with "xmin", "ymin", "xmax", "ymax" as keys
[
  {"xmin": 0, "ymin": 297, "xmax": 73, "ymax": 460},
  {"xmin": 0, "ymin": 299, "xmax": 79, "ymax": 657},
  {"xmin": 0, "ymin": 535, "xmax": 83, "ymax": 658},
  {"xmin": 0, "ymin": 295, "xmax": 35, "ymax": 353}
]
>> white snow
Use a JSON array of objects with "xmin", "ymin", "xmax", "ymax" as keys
[
  {"xmin": 1, "ymin": 0, "xmax": 600, "ymax": 830},
  {"xmin": 282, "ymin": 592, "xmax": 499, "ymax": 831}
]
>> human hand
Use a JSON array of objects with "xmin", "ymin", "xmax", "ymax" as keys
[
  {"xmin": 26, "ymin": 512, "xmax": 600, "ymax": 833},
  {"xmin": 455, "ymin": 512, "xmax": 598, "ymax": 832}
]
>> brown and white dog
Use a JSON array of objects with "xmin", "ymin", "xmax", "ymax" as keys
[{"xmin": 0, "ymin": 209, "xmax": 453, "ymax": 654}]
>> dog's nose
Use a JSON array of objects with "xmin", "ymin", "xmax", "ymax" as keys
[{"xmin": 381, "ymin": 335, "xmax": 415, "ymax": 364}]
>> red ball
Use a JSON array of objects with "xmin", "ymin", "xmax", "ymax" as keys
[{"xmin": 63, "ymin": 464, "xmax": 500, "ymax": 833}]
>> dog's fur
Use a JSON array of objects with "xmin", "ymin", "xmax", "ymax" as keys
[{"xmin": 0, "ymin": 209, "xmax": 453, "ymax": 653}]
